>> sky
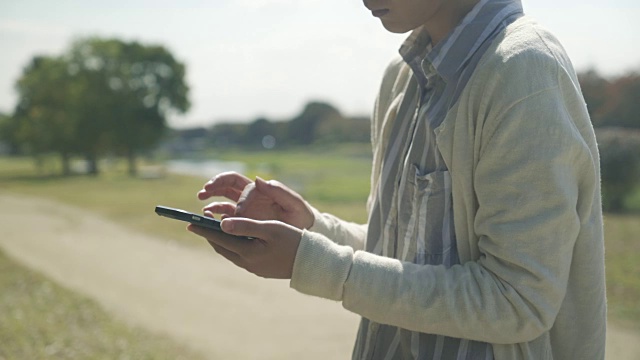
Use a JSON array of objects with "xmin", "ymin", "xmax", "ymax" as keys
[{"xmin": 1, "ymin": 0, "xmax": 639, "ymax": 128}]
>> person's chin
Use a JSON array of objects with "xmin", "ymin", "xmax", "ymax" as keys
[{"xmin": 380, "ymin": 20, "xmax": 415, "ymax": 34}]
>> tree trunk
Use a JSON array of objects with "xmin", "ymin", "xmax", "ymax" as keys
[
  {"xmin": 61, "ymin": 152, "xmax": 71, "ymax": 176},
  {"xmin": 127, "ymin": 149, "xmax": 137, "ymax": 177},
  {"xmin": 86, "ymin": 153, "xmax": 99, "ymax": 176},
  {"xmin": 33, "ymin": 154, "xmax": 44, "ymax": 176}
]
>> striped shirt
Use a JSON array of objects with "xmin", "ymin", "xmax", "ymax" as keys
[{"xmin": 354, "ymin": 0, "xmax": 523, "ymax": 359}]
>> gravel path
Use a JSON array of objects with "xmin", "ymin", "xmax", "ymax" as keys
[{"xmin": 0, "ymin": 193, "xmax": 637, "ymax": 359}]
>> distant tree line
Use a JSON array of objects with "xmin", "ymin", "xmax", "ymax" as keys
[
  {"xmin": 0, "ymin": 37, "xmax": 190, "ymax": 176},
  {"xmin": 160, "ymin": 101, "xmax": 371, "ymax": 157},
  {"xmin": 578, "ymin": 69, "xmax": 640, "ymax": 211},
  {"xmin": 201, "ymin": 101, "xmax": 370, "ymax": 150}
]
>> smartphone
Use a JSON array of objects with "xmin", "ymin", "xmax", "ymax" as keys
[{"xmin": 155, "ymin": 205, "xmax": 252, "ymax": 240}]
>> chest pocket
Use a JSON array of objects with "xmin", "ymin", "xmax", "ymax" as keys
[{"xmin": 396, "ymin": 165, "xmax": 456, "ymax": 265}]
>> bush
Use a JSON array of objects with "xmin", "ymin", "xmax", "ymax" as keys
[{"xmin": 595, "ymin": 127, "xmax": 640, "ymax": 211}]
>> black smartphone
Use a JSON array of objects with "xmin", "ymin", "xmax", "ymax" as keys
[{"xmin": 155, "ymin": 205, "xmax": 252, "ymax": 240}]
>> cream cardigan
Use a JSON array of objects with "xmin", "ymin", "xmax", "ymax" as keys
[{"xmin": 291, "ymin": 16, "xmax": 606, "ymax": 360}]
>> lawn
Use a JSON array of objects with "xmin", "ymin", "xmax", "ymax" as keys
[
  {"xmin": 603, "ymin": 214, "xmax": 640, "ymax": 329},
  {"xmin": 0, "ymin": 147, "xmax": 371, "ymax": 358},
  {"xmin": 0, "ymin": 248, "xmax": 205, "ymax": 359},
  {"xmin": 0, "ymin": 145, "xmax": 372, "ymax": 245}
]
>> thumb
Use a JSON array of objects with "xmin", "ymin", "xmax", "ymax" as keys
[
  {"xmin": 221, "ymin": 217, "xmax": 300, "ymax": 242},
  {"xmin": 220, "ymin": 217, "xmax": 269, "ymax": 239}
]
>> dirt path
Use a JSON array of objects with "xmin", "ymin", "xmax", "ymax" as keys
[{"xmin": 0, "ymin": 193, "xmax": 638, "ymax": 359}]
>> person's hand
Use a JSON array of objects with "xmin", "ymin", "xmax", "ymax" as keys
[
  {"xmin": 187, "ymin": 216, "xmax": 303, "ymax": 279},
  {"xmin": 235, "ymin": 177, "xmax": 314, "ymax": 229},
  {"xmin": 197, "ymin": 172, "xmax": 252, "ymax": 218},
  {"xmin": 198, "ymin": 172, "xmax": 315, "ymax": 230}
]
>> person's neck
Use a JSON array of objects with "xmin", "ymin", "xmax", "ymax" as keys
[{"xmin": 425, "ymin": 0, "xmax": 480, "ymax": 46}]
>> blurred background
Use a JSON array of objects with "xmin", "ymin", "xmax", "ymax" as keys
[{"xmin": 1, "ymin": 0, "xmax": 639, "ymax": 359}]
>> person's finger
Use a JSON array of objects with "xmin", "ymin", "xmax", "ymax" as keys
[
  {"xmin": 254, "ymin": 177, "xmax": 305, "ymax": 211},
  {"xmin": 197, "ymin": 172, "xmax": 252, "ymax": 201},
  {"xmin": 197, "ymin": 186, "xmax": 244, "ymax": 202},
  {"xmin": 203, "ymin": 210, "xmax": 236, "ymax": 221},
  {"xmin": 187, "ymin": 223, "xmax": 256, "ymax": 254},
  {"xmin": 253, "ymin": 177, "xmax": 314, "ymax": 229},
  {"xmin": 202, "ymin": 202, "xmax": 237, "ymax": 217},
  {"xmin": 235, "ymin": 183, "xmax": 275, "ymax": 218},
  {"xmin": 221, "ymin": 217, "xmax": 301, "ymax": 242}
]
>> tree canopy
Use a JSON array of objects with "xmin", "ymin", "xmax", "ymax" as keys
[
  {"xmin": 7, "ymin": 37, "xmax": 190, "ymax": 175},
  {"xmin": 579, "ymin": 69, "xmax": 640, "ymax": 129}
]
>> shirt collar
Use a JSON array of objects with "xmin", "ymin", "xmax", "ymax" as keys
[{"xmin": 399, "ymin": 0, "xmax": 524, "ymax": 86}]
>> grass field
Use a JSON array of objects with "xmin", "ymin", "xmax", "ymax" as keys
[
  {"xmin": 0, "ymin": 249, "xmax": 205, "ymax": 359},
  {"xmin": 0, "ymin": 145, "xmax": 372, "ymax": 245},
  {"xmin": 603, "ymin": 214, "xmax": 640, "ymax": 329},
  {"xmin": 1, "ymin": 147, "xmax": 639, "ymax": 358}
]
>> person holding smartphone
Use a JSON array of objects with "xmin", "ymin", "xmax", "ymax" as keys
[{"xmin": 186, "ymin": 0, "xmax": 607, "ymax": 358}]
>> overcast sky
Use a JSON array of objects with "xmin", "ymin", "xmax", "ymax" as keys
[{"xmin": 1, "ymin": 0, "xmax": 639, "ymax": 128}]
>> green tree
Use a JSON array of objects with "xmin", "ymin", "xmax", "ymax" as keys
[
  {"xmin": 12, "ymin": 38, "xmax": 190, "ymax": 176},
  {"xmin": 316, "ymin": 115, "xmax": 370, "ymax": 143},
  {"xmin": 0, "ymin": 112, "xmax": 16, "ymax": 154},
  {"xmin": 600, "ymin": 73, "xmax": 640, "ymax": 129},
  {"xmin": 209, "ymin": 123, "xmax": 248, "ymax": 148},
  {"xmin": 245, "ymin": 118, "xmax": 277, "ymax": 148},
  {"xmin": 64, "ymin": 38, "xmax": 190, "ymax": 176},
  {"xmin": 579, "ymin": 69, "xmax": 640, "ymax": 129},
  {"xmin": 13, "ymin": 56, "xmax": 79, "ymax": 175},
  {"xmin": 578, "ymin": 69, "xmax": 609, "ymax": 124},
  {"xmin": 287, "ymin": 101, "xmax": 341, "ymax": 145},
  {"xmin": 596, "ymin": 128, "xmax": 640, "ymax": 211}
]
